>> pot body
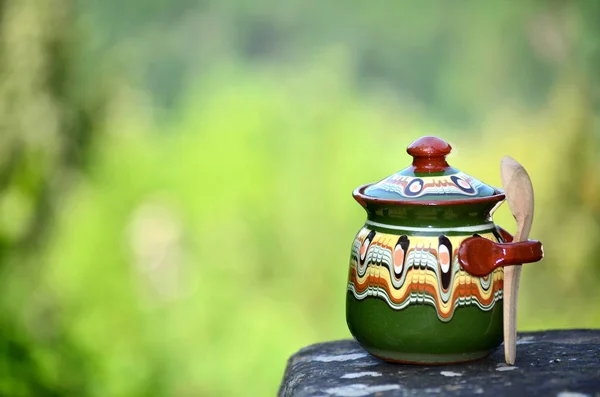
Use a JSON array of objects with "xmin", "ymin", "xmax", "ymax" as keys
[{"xmin": 346, "ymin": 216, "xmax": 505, "ymax": 364}]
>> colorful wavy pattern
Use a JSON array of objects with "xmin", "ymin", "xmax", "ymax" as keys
[
  {"xmin": 368, "ymin": 171, "xmax": 482, "ymax": 198},
  {"xmin": 347, "ymin": 227, "xmax": 504, "ymax": 322}
]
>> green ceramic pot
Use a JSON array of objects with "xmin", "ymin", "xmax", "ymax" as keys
[{"xmin": 346, "ymin": 136, "xmax": 543, "ymax": 364}]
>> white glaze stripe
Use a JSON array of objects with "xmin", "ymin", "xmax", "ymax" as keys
[{"xmin": 365, "ymin": 220, "xmax": 495, "ymax": 233}]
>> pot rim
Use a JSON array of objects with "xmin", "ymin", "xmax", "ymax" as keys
[{"xmin": 353, "ymin": 183, "xmax": 506, "ymax": 207}]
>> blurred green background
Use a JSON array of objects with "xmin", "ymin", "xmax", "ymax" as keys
[{"xmin": 0, "ymin": 0, "xmax": 599, "ymax": 396}]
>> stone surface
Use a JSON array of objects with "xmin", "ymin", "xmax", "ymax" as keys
[{"xmin": 278, "ymin": 330, "xmax": 600, "ymax": 397}]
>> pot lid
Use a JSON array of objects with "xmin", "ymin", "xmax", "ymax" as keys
[{"xmin": 362, "ymin": 136, "xmax": 498, "ymax": 201}]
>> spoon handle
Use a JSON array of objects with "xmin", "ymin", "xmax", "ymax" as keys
[
  {"xmin": 500, "ymin": 156, "xmax": 535, "ymax": 366},
  {"xmin": 504, "ymin": 265, "xmax": 522, "ymax": 365},
  {"xmin": 504, "ymin": 210, "xmax": 531, "ymax": 365}
]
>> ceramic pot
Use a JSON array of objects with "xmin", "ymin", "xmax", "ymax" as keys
[{"xmin": 346, "ymin": 136, "xmax": 543, "ymax": 364}]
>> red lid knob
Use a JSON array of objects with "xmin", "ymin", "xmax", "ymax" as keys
[{"xmin": 407, "ymin": 136, "xmax": 452, "ymax": 173}]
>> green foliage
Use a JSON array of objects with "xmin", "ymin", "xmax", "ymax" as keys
[
  {"xmin": 77, "ymin": 0, "xmax": 561, "ymax": 123},
  {"xmin": 0, "ymin": 0, "xmax": 102, "ymax": 395},
  {"xmin": 0, "ymin": 1, "xmax": 598, "ymax": 396},
  {"xmin": 38, "ymin": 60, "xmax": 600, "ymax": 396}
]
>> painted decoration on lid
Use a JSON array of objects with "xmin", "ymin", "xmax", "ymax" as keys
[
  {"xmin": 368, "ymin": 172, "xmax": 485, "ymax": 198},
  {"xmin": 363, "ymin": 136, "xmax": 497, "ymax": 200}
]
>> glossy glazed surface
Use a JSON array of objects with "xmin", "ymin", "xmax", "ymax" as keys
[
  {"xmin": 363, "ymin": 136, "xmax": 498, "ymax": 200},
  {"xmin": 346, "ymin": 136, "xmax": 543, "ymax": 364},
  {"xmin": 346, "ymin": 220, "xmax": 506, "ymax": 363},
  {"xmin": 348, "ymin": 227, "xmax": 504, "ymax": 322},
  {"xmin": 346, "ymin": 295, "xmax": 503, "ymax": 363},
  {"xmin": 458, "ymin": 237, "xmax": 544, "ymax": 277}
]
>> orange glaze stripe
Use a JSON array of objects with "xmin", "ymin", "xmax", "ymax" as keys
[{"xmin": 349, "ymin": 264, "xmax": 503, "ymax": 320}]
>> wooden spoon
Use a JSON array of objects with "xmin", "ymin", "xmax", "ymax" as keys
[{"xmin": 500, "ymin": 156, "xmax": 535, "ymax": 365}]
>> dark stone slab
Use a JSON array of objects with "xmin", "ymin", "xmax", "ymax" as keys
[{"xmin": 279, "ymin": 330, "xmax": 600, "ymax": 397}]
